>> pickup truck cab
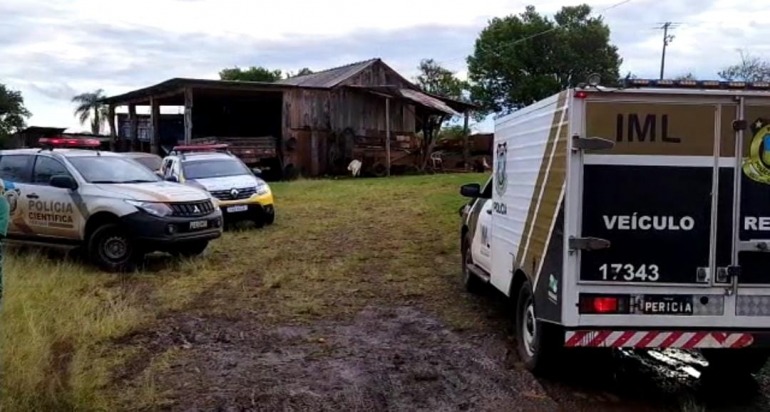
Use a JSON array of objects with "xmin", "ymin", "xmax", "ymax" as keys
[{"xmin": 0, "ymin": 138, "xmax": 223, "ymax": 271}]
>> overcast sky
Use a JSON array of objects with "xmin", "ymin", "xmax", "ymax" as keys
[{"xmin": 1, "ymin": 0, "xmax": 767, "ymax": 133}]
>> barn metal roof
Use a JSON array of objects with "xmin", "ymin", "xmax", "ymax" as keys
[{"xmin": 275, "ymin": 59, "xmax": 380, "ymax": 88}]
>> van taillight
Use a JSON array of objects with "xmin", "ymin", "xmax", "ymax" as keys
[{"xmin": 579, "ymin": 294, "xmax": 630, "ymax": 314}]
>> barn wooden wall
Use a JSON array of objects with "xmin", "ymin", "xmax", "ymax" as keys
[{"xmin": 281, "ymin": 62, "xmax": 420, "ymax": 177}]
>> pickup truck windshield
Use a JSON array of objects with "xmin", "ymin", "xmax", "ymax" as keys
[
  {"xmin": 68, "ymin": 156, "xmax": 162, "ymax": 184},
  {"xmin": 182, "ymin": 159, "xmax": 251, "ymax": 180}
]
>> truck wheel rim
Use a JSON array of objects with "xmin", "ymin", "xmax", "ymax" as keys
[
  {"xmin": 522, "ymin": 298, "xmax": 536, "ymax": 357},
  {"xmin": 104, "ymin": 236, "xmax": 128, "ymax": 260}
]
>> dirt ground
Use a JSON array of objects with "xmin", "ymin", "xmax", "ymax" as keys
[
  {"xmin": 117, "ymin": 306, "xmax": 555, "ymax": 412},
  {"xmin": 112, "ymin": 294, "xmax": 770, "ymax": 412}
]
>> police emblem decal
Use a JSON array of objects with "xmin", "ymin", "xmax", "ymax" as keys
[
  {"xmin": 743, "ymin": 118, "xmax": 770, "ymax": 185},
  {"xmin": 495, "ymin": 142, "xmax": 508, "ymax": 196}
]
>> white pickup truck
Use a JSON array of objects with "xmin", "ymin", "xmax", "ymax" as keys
[{"xmin": 459, "ymin": 78, "xmax": 770, "ymax": 377}]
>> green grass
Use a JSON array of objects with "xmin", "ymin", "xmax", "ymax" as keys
[{"xmin": 0, "ymin": 172, "xmax": 489, "ymax": 411}]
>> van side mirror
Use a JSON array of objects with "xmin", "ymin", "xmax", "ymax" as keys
[
  {"xmin": 251, "ymin": 167, "xmax": 262, "ymax": 177},
  {"xmin": 460, "ymin": 183, "xmax": 481, "ymax": 198},
  {"xmin": 50, "ymin": 174, "xmax": 78, "ymax": 190}
]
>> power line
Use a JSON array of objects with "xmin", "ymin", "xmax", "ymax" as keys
[
  {"xmin": 656, "ymin": 21, "xmax": 681, "ymax": 79},
  {"xmin": 441, "ymin": 0, "xmax": 635, "ymax": 66},
  {"xmin": 502, "ymin": 0, "xmax": 634, "ymax": 48}
]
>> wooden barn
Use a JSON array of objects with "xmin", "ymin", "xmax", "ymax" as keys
[{"xmin": 101, "ymin": 58, "xmax": 473, "ymax": 178}]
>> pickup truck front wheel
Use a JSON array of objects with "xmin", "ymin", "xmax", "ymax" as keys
[
  {"xmin": 461, "ymin": 239, "xmax": 484, "ymax": 294},
  {"xmin": 87, "ymin": 223, "xmax": 142, "ymax": 272}
]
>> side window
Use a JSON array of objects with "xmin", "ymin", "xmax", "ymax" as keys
[
  {"xmin": 0, "ymin": 155, "xmax": 33, "ymax": 183},
  {"xmin": 32, "ymin": 156, "xmax": 70, "ymax": 185},
  {"xmin": 163, "ymin": 159, "xmax": 175, "ymax": 178},
  {"xmin": 172, "ymin": 160, "xmax": 182, "ymax": 177},
  {"xmin": 482, "ymin": 177, "xmax": 493, "ymax": 198}
]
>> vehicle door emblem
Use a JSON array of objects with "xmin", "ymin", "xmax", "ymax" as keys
[
  {"xmin": 495, "ymin": 142, "xmax": 508, "ymax": 196},
  {"xmin": 193, "ymin": 205, "xmax": 201, "ymax": 213},
  {"xmin": 230, "ymin": 188, "xmax": 239, "ymax": 198}
]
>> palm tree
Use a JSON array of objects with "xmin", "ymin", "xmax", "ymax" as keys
[{"xmin": 72, "ymin": 89, "xmax": 109, "ymax": 134}]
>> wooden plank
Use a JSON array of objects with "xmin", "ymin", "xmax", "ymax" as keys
[
  {"xmin": 108, "ymin": 105, "xmax": 116, "ymax": 151},
  {"xmin": 150, "ymin": 98, "xmax": 160, "ymax": 155},
  {"xmin": 184, "ymin": 87, "xmax": 193, "ymax": 145},
  {"xmin": 128, "ymin": 104, "xmax": 137, "ymax": 151}
]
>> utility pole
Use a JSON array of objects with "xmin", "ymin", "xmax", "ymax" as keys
[{"xmin": 657, "ymin": 22, "xmax": 679, "ymax": 79}]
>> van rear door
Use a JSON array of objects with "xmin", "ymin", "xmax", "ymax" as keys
[
  {"xmin": 571, "ymin": 91, "xmax": 745, "ymax": 330},
  {"xmin": 727, "ymin": 98, "xmax": 770, "ymax": 325}
]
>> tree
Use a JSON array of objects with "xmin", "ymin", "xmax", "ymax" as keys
[
  {"xmin": 219, "ymin": 66, "xmax": 284, "ymax": 82},
  {"xmin": 413, "ymin": 59, "xmax": 474, "ymax": 170},
  {"xmin": 674, "ymin": 72, "xmax": 697, "ymax": 81},
  {"xmin": 467, "ymin": 4, "xmax": 622, "ymax": 115},
  {"xmin": 72, "ymin": 89, "xmax": 109, "ymax": 135},
  {"xmin": 0, "ymin": 83, "xmax": 31, "ymax": 146},
  {"xmin": 415, "ymin": 59, "xmax": 466, "ymax": 99},
  {"xmin": 287, "ymin": 67, "xmax": 314, "ymax": 78},
  {"xmin": 718, "ymin": 50, "xmax": 770, "ymax": 82}
]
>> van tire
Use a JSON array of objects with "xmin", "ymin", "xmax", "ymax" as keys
[
  {"xmin": 702, "ymin": 349, "xmax": 770, "ymax": 376},
  {"xmin": 461, "ymin": 240, "xmax": 484, "ymax": 294},
  {"xmin": 87, "ymin": 223, "xmax": 141, "ymax": 272},
  {"xmin": 515, "ymin": 279, "xmax": 562, "ymax": 375}
]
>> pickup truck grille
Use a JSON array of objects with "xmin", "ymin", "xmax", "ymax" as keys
[
  {"xmin": 210, "ymin": 187, "xmax": 256, "ymax": 201},
  {"xmin": 169, "ymin": 200, "xmax": 215, "ymax": 217}
]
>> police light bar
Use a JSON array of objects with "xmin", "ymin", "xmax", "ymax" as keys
[
  {"xmin": 38, "ymin": 137, "xmax": 102, "ymax": 148},
  {"xmin": 171, "ymin": 143, "xmax": 229, "ymax": 153},
  {"xmin": 622, "ymin": 78, "xmax": 770, "ymax": 90}
]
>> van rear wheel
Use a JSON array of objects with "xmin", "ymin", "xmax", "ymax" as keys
[
  {"xmin": 702, "ymin": 349, "xmax": 770, "ymax": 376},
  {"xmin": 515, "ymin": 279, "xmax": 562, "ymax": 375}
]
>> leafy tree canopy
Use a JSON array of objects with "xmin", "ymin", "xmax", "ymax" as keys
[
  {"xmin": 0, "ymin": 83, "xmax": 31, "ymax": 141},
  {"xmin": 287, "ymin": 67, "xmax": 314, "ymax": 78},
  {"xmin": 72, "ymin": 89, "xmax": 108, "ymax": 134},
  {"xmin": 467, "ymin": 4, "xmax": 622, "ymax": 114},
  {"xmin": 718, "ymin": 50, "xmax": 770, "ymax": 82},
  {"xmin": 415, "ymin": 58, "xmax": 466, "ymax": 100},
  {"xmin": 219, "ymin": 66, "xmax": 284, "ymax": 82}
]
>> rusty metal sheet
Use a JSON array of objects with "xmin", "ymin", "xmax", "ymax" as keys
[{"xmin": 397, "ymin": 89, "xmax": 459, "ymax": 116}]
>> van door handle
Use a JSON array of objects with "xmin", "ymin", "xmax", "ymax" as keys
[
  {"xmin": 486, "ymin": 209, "xmax": 492, "ymax": 215},
  {"xmin": 26, "ymin": 193, "xmax": 39, "ymax": 199}
]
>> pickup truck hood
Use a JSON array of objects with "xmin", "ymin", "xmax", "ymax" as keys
[
  {"xmin": 188, "ymin": 174, "xmax": 261, "ymax": 191},
  {"xmin": 95, "ymin": 181, "xmax": 210, "ymax": 202}
]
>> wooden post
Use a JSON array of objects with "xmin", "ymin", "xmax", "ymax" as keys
[
  {"xmin": 184, "ymin": 88, "xmax": 193, "ymax": 145},
  {"xmin": 150, "ymin": 97, "xmax": 160, "ymax": 155},
  {"xmin": 462, "ymin": 111, "xmax": 470, "ymax": 171},
  {"xmin": 108, "ymin": 105, "xmax": 117, "ymax": 151},
  {"xmin": 385, "ymin": 97, "xmax": 391, "ymax": 177},
  {"xmin": 128, "ymin": 104, "xmax": 137, "ymax": 152}
]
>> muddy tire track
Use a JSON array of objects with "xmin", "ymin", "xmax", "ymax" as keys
[{"xmin": 124, "ymin": 306, "xmax": 558, "ymax": 412}]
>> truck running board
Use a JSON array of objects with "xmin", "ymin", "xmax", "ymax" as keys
[{"xmin": 468, "ymin": 263, "xmax": 491, "ymax": 283}]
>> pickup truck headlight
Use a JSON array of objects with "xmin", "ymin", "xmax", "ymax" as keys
[{"xmin": 125, "ymin": 200, "xmax": 173, "ymax": 217}]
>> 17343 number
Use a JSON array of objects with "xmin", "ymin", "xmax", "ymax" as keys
[{"xmin": 599, "ymin": 263, "xmax": 660, "ymax": 282}]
